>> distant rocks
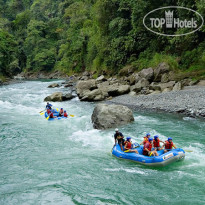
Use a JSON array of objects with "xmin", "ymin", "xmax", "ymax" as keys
[
  {"xmin": 48, "ymin": 83, "xmax": 60, "ymax": 88},
  {"xmin": 75, "ymin": 78, "xmax": 131, "ymax": 101},
  {"xmin": 14, "ymin": 73, "xmax": 25, "ymax": 80},
  {"xmin": 44, "ymin": 92, "xmax": 75, "ymax": 102},
  {"xmin": 91, "ymin": 104, "xmax": 134, "ymax": 129},
  {"xmin": 74, "ymin": 62, "xmax": 192, "ymax": 102}
]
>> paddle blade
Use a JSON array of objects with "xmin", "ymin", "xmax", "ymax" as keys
[
  {"xmin": 40, "ymin": 112, "xmax": 44, "ymax": 115},
  {"xmin": 69, "ymin": 114, "xmax": 75, "ymax": 117},
  {"xmin": 184, "ymin": 150, "xmax": 193, "ymax": 152},
  {"xmin": 46, "ymin": 116, "xmax": 49, "ymax": 120}
]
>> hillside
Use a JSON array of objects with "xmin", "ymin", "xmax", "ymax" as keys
[{"xmin": 0, "ymin": 0, "xmax": 205, "ymax": 80}]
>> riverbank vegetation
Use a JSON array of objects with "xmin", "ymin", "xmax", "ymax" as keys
[{"xmin": 0, "ymin": 0, "xmax": 205, "ymax": 80}]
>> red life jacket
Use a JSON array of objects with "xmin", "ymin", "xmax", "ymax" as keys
[
  {"xmin": 64, "ymin": 113, "xmax": 68, "ymax": 117},
  {"xmin": 153, "ymin": 139, "xmax": 160, "ymax": 147},
  {"xmin": 50, "ymin": 113, "xmax": 54, "ymax": 118},
  {"xmin": 165, "ymin": 141, "xmax": 173, "ymax": 150},
  {"xmin": 143, "ymin": 142, "xmax": 152, "ymax": 151},
  {"xmin": 126, "ymin": 141, "xmax": 132, "ymax": 149},
  {"xmin": 47, "ymin": 109, "xmax": 51, "ymax": 114},
  {"xmin": 143, "ymin": 142, "xmax": 152, "ymax": 155},
  {"xmin": 143, "ymin": 137, "xmax": 148, "ymax": 144}
]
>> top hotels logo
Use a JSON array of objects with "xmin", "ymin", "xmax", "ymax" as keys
[{"xmin": 143, "ymin": 6, "xmax": 204, "ymax": 36}]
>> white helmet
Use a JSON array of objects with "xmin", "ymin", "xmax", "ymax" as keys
[{"xmin": 115, "ymin": 128, "xmax": 119, "ymax": 132}]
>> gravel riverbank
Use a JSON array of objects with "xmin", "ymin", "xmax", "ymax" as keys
[{"xmin": 107, "ymin": 85, "xmax": 205, "ymax": 118}]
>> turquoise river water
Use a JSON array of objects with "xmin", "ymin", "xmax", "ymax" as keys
[{"xmin": 0, "ymin": 80, "xmax": 205, "ymax": 205}]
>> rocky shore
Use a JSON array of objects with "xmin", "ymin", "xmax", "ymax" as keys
[
  {"xmin": 107, "ymin": 85, "xmax": 205, "ymax": 118},
  {"xmin": 3, "ymin": 61, "xmax": 205, "ymax": 119}
]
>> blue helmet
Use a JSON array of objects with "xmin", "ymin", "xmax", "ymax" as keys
[
  {"xmin": 149, "ymin": 138, "xmax": 153, "ymax": 142},
  {"xmin": 146, "ymin": 133, "xmax": 151, "ymax": 137},
  {"xmin": 61, "ymin": 108, "xmax": 63, "ymax": 110},
  {"xmin": 154, "ymin": 135, "xmax": 159, "ymax": 140},
  {"xmin": 168, "ymin": 137, "xmax": 172, "ymax": 141},
  {"xmin": 64, "ymin": 110, "xmax": 66, "ymax": 112},
  {"xmin": 127, "ymin": 137, "xmax": 131, "ymax": 141}
]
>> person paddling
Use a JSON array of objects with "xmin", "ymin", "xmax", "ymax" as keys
[
  {"xmin": 47, "ymin": 108, "xmax": 51, "ymax": 114},
  {"xmin": 140, "ymin": 133, "xmax": 151, "ymax": 145},
  {"xmin": 46, "ymin": 102, "xmax": 52, "ymax": 110},
  {"xmin": 143, "ymin": 138, "xmax": 158, "ymax": 156},
  {"xmin": 124, "ymin": 137, "xmax": 139, "ymax": 154},
  {"xmin": 64, "ymin": 110, "xmax": 68, "ymax": 118},
  {"xmin": 49, "ymin": 111, "xmax": 55, "ymax": 118},
  {"xmin": 163, "ymin": 137, "xmax": 177, "ymax": 153},
  {"xmin": 114, "ymin": 128, "xmax": 125, "ymax": 151},
  {"xmin": 153, "ymin": 135, "xmax": 164, "ymax": 151},
  {"xmin": 59, "ymin": 108, "xmax": 64, "ymax": 117}
]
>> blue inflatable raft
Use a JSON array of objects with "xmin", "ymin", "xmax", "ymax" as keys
[
  {"xmin": 44, "ymin": 109, "xmax": 67, "ymax": 120},
  {"xmin": 112, "ymin": 144, "xmax": 185, "ymax": 167}
]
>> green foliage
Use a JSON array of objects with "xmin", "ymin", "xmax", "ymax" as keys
[
  {"xmin": 0, "ymin": 29, "xmax": 18, "ymax": 76},
  {"xmin": 132, "ymin": 51, "xmax": 179, "ymax": 71},
  {"xmin": 0, "ymin": 0, "xmax": 205, "ymax": 78}
]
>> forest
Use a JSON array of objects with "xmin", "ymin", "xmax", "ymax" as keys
[{"xmin": 0, "ymin": 0, "xmax": 205, "ymax": 79}]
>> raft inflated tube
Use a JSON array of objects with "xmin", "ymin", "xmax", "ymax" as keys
[
  {"xmin": 44, "ymin": 109, "xmax": 68, "ymax": 120},
  {"xmin": 112, "ymin": 144, "xmax": 185, "ymax": 167}
]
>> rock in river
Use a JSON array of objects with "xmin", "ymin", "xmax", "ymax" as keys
[
  {"xmin": 48, "ymin": 83, "xmax": 60, "ymax": 88},
  {"xmin": 91, "ymin": 104, "xmax": 134, "ymax": 130},
  {"xmin": 44, "ymin": 92, "xmax": 75, "ymax": 102}
]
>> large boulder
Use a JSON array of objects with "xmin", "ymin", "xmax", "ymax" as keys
[
  {"xmin": 81, "ymin": 89, "xmax": 108, "ymax": 101},
  {"xmin": 139, "ymin": 68, "xmax": 154, "ymax": 81},
  {"xmin": 44, "ymin": 92, "xmax": 63, "ymax": 102},
  {"xmin": 62, "ymin": 93, "xmax": 75, "ymax": 101},
  {"xmin": 117, "ymin": 85, "xmax": 130, "ymax": 95},
  {"xmin": 161, "ymin": 73, "xmax": 169, "ymax": 83},
  {"xmin": 48, "ymin": 83, "xmax": 60, "ymax": 88},
  {"xmin": 131, "ymin": 78, "xmax": 149, "ymax": 93},
  {"xmin": 91, "ymin": 104, "xmax": 134, "ymax": 129},
  {"xmin": 107, "ymin": 84, "xmax": 130, "ymax": 96},
  {"xmin": 154, "ymin": 62, "xmax": 170, "ymax": 82},
  {"xmin": 149, "ymin": 82, "xmax": 161, "ymax": 91},
  {"xmin": 127, "ymin": 74, "xmax": 136, "ymax": 85},
  {"xmin": 158, "ymin": 81, "xmax": 175, "ymax": 91},
  {"xmin": 96, "ymin": 75, "xmax": 107, "ymax": 82},
  {"xmin": 197, "ymin": 80, "xmax": 205, "ymax": 86},
  {"xmin": 76, "ymin": 80, "xmax": 97, "ymax": 98},
  {"xmin": 173, "ymin": 82, "xmax": 182, "ymax": 91},
  {"xmin": 44, "ymin": 92, "xmax": 75, "ymax": 102}
]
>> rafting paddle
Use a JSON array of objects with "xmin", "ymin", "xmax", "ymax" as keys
[
  {"xmin": 39, "ymin": 109, "xmax": 46, "ymax": 113},
  {"xmin": 69, "ymin": 114, "xmax": 75, "ymax": 117}
]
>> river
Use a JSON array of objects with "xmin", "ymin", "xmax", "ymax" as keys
[{"xmin": 0, "ymin": 80, "xmax": 205, "ymax": 205}]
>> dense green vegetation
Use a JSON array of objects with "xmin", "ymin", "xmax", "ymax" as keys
[{"xmin": 0, "ymin": 0, "xmax": 205, "ymax": 79}]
